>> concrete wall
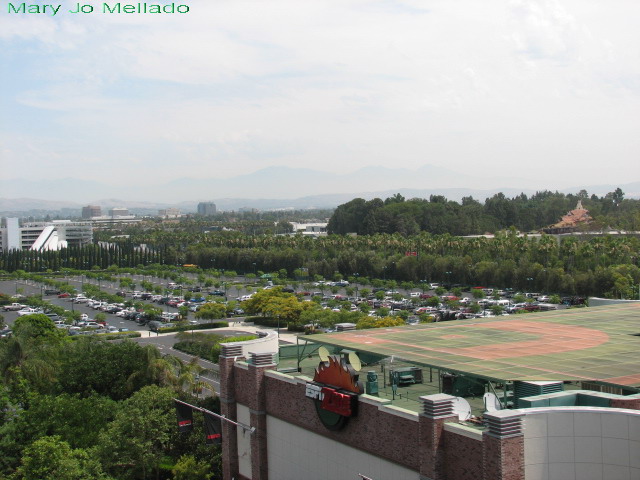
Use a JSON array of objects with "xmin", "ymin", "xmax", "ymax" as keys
[
  {"xmin": 523, "ymin": 407, "xmax": 640, "ymax": 480},
  {"xmin": 223, "ymin": 331, "xmax": 279, "ymax": 358},
  {"xmin": 589, "ymin": 297, "xmax": 640, "ymax": 307},
  {"xmin": 237, "ymin": 403, "xmax": 252, "ymax": 479}
]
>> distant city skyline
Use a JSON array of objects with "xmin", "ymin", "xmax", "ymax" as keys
[{"xmin": 1, "ymin": 1, "xmax": 639, "ymax": 194}]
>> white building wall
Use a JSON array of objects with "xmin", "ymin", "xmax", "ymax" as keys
[
  {"xmin": 6, "ymin": 218, "xmax": 20, "ymax": 250},
  {"xmin": 267, "ymin": 415, "xmax": 419, "ymax": 480},
  {"xmin": 236, "ymin": 403, "xmax": 252, "ymax": 478},
  {"xmin": 523, "ymin": 407, "xmax": 640, "ymax": 480}
]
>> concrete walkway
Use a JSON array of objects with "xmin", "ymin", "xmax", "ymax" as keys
[{"xmin": 137, "ymin": 321, "xmax": 302, "ymax": 345}]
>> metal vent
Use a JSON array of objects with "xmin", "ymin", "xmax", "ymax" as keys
[
  {"xmin": 484, "ymin": 412, "xmax": 523, "ymax": 438},
  {"xmin": 420, "ymin": 394, "xmax": 455, "ymax": 418},
  {"xmin": 514, "ymin": 381, "xmax": 563, "ymax": 407},
  {"xmin": 220, "ymin": 344, "xmax": 243, "ymax": 357},
  {"xmin": 249, "ymin": 352, "xmax": 276, "ymax": 366}
]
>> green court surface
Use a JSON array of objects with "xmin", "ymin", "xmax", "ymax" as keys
[{"xmin": 305, "ymin": 303, "xmax": 640, "ymax": 389}]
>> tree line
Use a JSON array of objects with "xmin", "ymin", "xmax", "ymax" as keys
[
  {"xmin": 0, "ymin": 241, "xmax": 164, "ymax": 272},
  {"xmin": 327, "ymin": 189, "xmax": 638, "ymax": 235}
]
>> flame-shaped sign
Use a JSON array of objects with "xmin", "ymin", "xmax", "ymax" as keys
[{"xmin": 313, "ymin": 356, "xmax": 363, "ymax": 394}]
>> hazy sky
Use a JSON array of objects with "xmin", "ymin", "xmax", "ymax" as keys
[{"xmin": 1, "ymin": 0, "xmax": 639, "ymax": 193}]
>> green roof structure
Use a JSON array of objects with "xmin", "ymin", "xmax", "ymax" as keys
[{"xmin": 307, "ymin": 303, "xmax": 640, "ymax": 390}]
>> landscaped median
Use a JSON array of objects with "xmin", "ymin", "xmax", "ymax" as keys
[
  {"xmin": 101, "ymin": 331, "xmax": 142, "ymax": 340},
  {"xmin": 157, "ymin": 321, "xmax": 229, "ymax": 334},
  {"xmin": 69, "ymin": 331, "xmax": 142, "ymax": 340}
]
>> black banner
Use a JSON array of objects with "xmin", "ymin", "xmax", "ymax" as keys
[
  {"xmin": 204, "ymin": 411, "xmax": 222, "ymax": 444},
  {"xmin": 175, "ymin": 400, "xmax": 194, "ymax": 433}
]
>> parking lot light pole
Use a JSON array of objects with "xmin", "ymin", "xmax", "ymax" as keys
[{"xmin": 354, "ymin": 273, "xmax": 359, "ymax": 300}]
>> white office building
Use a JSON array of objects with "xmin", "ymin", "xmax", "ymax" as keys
[{"xmin": 0, "ymin": 219, "xmax": 93, "ymax": 252}]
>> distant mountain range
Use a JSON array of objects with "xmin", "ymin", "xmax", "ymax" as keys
[{"xmin": 0, "ymin": 165, "xmax": 638, "ymax": 214}]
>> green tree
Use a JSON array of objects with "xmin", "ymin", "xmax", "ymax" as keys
[
  {"xmin": 13, "ymin": 314, "xmax": 66, "ymax": 343},
  {"xmin": 263, "ymin": 295, "xmax": 306, "ymax": 326},
  {"xmin": 15, "ymin": 435, "xmax": 110, "ymax": 480},
  {"xmin": 172, "ymin": 454, "xmax": 213, "ymax": 480},
  {"xmin": 195, "ymin": 303, "xmax": 227, "ymax": 320},
  {"xmin": 471, "ymin": 289, "xmax": 485, "ymax": 300},
  {"xmin": 58, "ymin": 340, "xmax": 159, "ymax": 400},
  {"xmin": 98, "ymin": 385, "xmax": 175, "ymax": 480}
]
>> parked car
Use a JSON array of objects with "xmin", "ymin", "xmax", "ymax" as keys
[
  {"xmin": 148, "ymin": 320, "xmax": 173, "ymax": 332},
  {"xmin": 3, "ymin": 303, "xmax": 26, "ymax": 311}
]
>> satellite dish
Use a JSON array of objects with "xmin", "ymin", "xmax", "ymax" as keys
[
  {"xmin": 318, "ymin": 346, "xmax": 330, "ymax": 362},
  {"xmin": 483, "ymin": 392, "xmax": 502, "ymax": 412},
  {"xmin": 348, "ymin": 352, "xmax": 362, "ymax": 372},
  {"xmin": 453, "ymin": 397, "xmax": 472, "ymax": 421}
]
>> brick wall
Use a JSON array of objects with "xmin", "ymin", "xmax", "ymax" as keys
[
  {"xmin": 444, "ymin": 430, "xmax": 484, "ymax": 480},
  {"xmin": 482, "ymin": 434, "xmax": 524, "ymax": 480},
  {"xmin": 610, "ymin": 397, "xmax": 640, "ymax": 410}
]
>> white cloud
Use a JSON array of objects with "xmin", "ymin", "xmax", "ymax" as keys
[{"xmin": 1, "ymin": 0, "xmax": 639, "ymax": 192}]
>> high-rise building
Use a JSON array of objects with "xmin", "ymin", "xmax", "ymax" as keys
[
  {"xmin": 81, "ymin": 205, "xmax": 102, "ymax": 218},
  {"xmin": 197, "ymin": 202, "xmax": 217, "ymax": 216},
  {"xmin": 109, "ymin": 207, "xmax": 129, "ymax": 217},
  {"xmin": 158, "ymin": 208, "xmax": 181, "ymax": 218}
]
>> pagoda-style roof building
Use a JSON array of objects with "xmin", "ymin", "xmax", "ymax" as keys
[{"xmin": 542, "ymin": 200, "xmax": 592, "ymax": 234}]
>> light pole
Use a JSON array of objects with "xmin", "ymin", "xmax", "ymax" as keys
[
  {"xmin": 354, "ymin": 273, "xmax": 359, "ymax": 300},
  {"xmin": 445, "ymin": 271, "xmax": 452, "ymax": 289}
]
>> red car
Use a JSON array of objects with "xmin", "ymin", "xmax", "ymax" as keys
[{"xmin": 58, "ymin": 292, "xmax": 70, "ymax": 298}]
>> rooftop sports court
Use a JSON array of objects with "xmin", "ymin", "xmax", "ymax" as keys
[{"xmin": 307, "ymin": 303, "xmax": 640, "ymax": 389}]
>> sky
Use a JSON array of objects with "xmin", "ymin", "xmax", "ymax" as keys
[{"xmin": 1, "ymin": 0, "xmax": 639, "ymax": 200}]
